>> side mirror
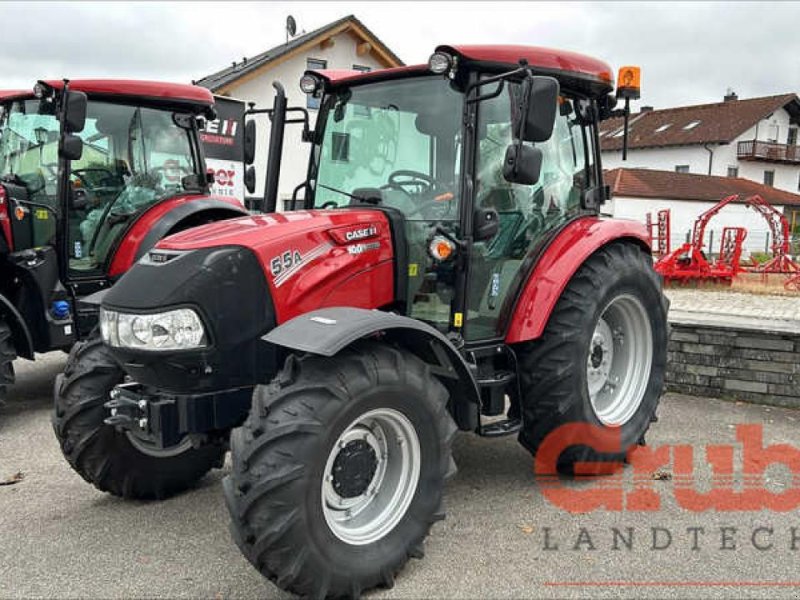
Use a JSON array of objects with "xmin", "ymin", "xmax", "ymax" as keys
[
  {"xmin": 502, "ymin": 144, "xmax": 542, "ymax": 185},
  {"xmin": 516, "ymin": 76, "xmax": 559, "ymax": 143},
  {"xmin": 244, "ymin": 165, "xmax": 256, "ymax": 194},
  {"xmin": 244, "ymin": 120, "xmax": 256, "ymax": 165},
  {"xmin": 59, "ymin": 134, "xmax": 83, "ymax": 161},
  {"xmin": 473, "ymin": 207, "xmax": 500, "ymax": 242},
  {"xmin": 64, "ymin": 91, "xmax": 88, "ymax": 134}
]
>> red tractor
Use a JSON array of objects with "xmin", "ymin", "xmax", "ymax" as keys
[
  {"xmin": 0, "ymin": 80, "xmax": 253, "ymax": 413},
  {"xmin": 54, "ymin": 46, "xmax": 668, "ymax": 597}
]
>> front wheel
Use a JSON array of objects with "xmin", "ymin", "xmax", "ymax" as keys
[
  {"xmin": 52, "ymin": 334, "xmax": 226, "ymax": 499},
  {"xmin": 517, "ymin": 242, "xmax": 668, "ymax": 473},
  {"xmin": 224, "ymin": 342, "xmax": 456, "ymax": 598}
]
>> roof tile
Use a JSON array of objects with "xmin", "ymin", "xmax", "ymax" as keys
[{"xmin": 606, "ymin": 168, "xmax": 800, "ymax": 207}]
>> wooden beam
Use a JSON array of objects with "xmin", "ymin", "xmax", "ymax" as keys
[
  {"xmin": 320, "ymin": 36, "xmax": 335, "ymax": 50},
  {"xmin": 356, "ymin": 42, "xmax": 372, "ymax": 57}
]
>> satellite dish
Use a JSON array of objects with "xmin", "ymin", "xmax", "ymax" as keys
[{"xmin": 286, "ymin": 15, "xmax": 297, "ymax": 38}]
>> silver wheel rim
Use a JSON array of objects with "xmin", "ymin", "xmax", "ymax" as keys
[
  {"xmin": 587, "ymin": 294, "xmax": 653, "ymax": 426},
  {"xmin": 125, "ymin": 431, "xmax": 193, "ymax": 458},
  {"xmin": 322, "ymin": 408, "xmax": 421, "ymax": 545}
]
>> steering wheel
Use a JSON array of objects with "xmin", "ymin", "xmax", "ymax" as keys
[{"xmin": 386, "ymin": 170, "xmax": 436, "ymax": 195}]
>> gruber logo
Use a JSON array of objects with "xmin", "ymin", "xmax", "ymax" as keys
[{"xmin": 535, "ymin": 423, "xmax": 800, "ymax": 513}]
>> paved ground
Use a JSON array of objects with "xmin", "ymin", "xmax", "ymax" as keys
[
  {"xmin": 2, "ymin": 352, "xmax": 800, "ymax": 599},
  {"xmin": 666, "ymin": 288, "xmax": 800, "ymax": 323}
]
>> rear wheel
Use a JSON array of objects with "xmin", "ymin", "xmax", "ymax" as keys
[
  {"xmin": 225, "ymin": 342, "xmax": 456, "ymax": 598},
  {"xmin": 0, "ymin": 320, "xmax": 16, "ymax": 413},
  {"xmin": 52, "ymin": 334, "xmax": 226, "ymax": 499},
  {"xmin": 517, "ymin": 242, "xmax": 668, "ymax": 473}
]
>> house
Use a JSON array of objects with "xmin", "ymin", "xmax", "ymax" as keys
[
  {"xmin": 195, "ymin": 15, "xmax": 403, "ymax": 204},
  {"xmin": 603, "ymin": 168, "xmax": 800, "ymax": 255},
  {"xmin": 600, "ymin": 93, "xmax": 800, "ymax": 195}
]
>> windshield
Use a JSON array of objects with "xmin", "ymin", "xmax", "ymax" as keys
[{"xmin": 312, "ymin": 76, "xmax": 462, "ymax": 222}]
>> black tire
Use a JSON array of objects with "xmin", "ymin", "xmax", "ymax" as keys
[
  {"xmin": 0, "ymin": 320, "xmax": 16, "ymax": 411},
  {"xmin": 52, "ymin": 334, "xmax": 226, "ymax": 500},
  {"xmin": 224, "ymin": 342, "xmax": 456, "ymax": 598},
  {"xmin": 517, "ymin": 242, "xmax": 668, "ymax": 473}
]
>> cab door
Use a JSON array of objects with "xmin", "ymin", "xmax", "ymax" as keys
[{"xmin": 464, "ymin": 87, "xmax": 594, "ymax": 341}]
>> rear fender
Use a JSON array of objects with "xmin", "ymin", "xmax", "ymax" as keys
[
  {"xmin": 108, "ymin": 198, "xmax": 247, "ymax": 277},
  {"xmin": 505, "ymin": 217, "xmax": 651, "ymax": 344},
  {"xmin": 0, "ymin": 292, "xmax": 34, "ymax": 359},
  {"xmin": 263, "ymin": 307, "xmax": 480, "ymax": 430}
]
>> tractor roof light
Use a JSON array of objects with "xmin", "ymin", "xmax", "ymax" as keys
[
  {"xmin": 300, "ymin": 74, "xmax": 322, "ymax": 95},
  {"xmin": 616, "ymin": 66, "xmax": 641, "ymax": 100},
  {"xmin": 33, "ymin": 81, "xmax": 54, "ymax": 100},
  {"xmin": 428, "ymin": 52, "xmax": 453, "ymax": 75}
]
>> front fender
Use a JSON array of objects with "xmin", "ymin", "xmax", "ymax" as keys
[
  {"xmin": 264, "ymin": 307, "xmax": 481, "ymax": 430},
  {"xmin": 505, "ymin": 216, "xmax": 651, "ymax": 344},
  {"xmin": 107, "ymin": 196, "xmax": 247, "ymax": 277}
]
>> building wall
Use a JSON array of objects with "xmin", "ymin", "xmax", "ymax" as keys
[
  {"xmin": 602, "ymin": 194, "xmax": 788, "ymax": 255},
  {"xmin": 224, "ymin": 31, "xmax": 385, "ymax": 207},
  {"xmin": 602, "ymin": 106, "xmax": 800, "ymax": 194}
]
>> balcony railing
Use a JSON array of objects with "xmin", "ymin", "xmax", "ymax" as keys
[{"xmin": 737, "ymin": 140, "xmax": 800, "ymax": 164}]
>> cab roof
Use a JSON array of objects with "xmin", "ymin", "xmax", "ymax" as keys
[
  {"xmin": 309, "ymin": 45, "xmax": 615, "ymax": 97},
  {"xmin": 44, "ymin": 79, "xmax": 214, "ymax": 108}
]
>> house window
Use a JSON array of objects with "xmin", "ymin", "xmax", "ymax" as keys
[
  {"xmin": 727, "ymin": 166, "xmax": 738, "ymax": 178},
  {"xmin": 763, "ymin": 170, "xmax": 775, "ymax": 187},
  {"xmin": 654, "ymin": 124, "xmax": 671, "ymax": 133},
  {"xmin": 675, "ymin": 165, "xmax": 690, "ymax": 173},
  {"xmin": 352, "ymin": 64, "xmax": 371, "ymax": 73},
  {"xmin": 306, "ymin": 58, "xmax": 327, "ymax": 109},
  {"xmin": 789, "ymin": 127, "xmax": 798, "ymax": 146},
  {"xmin": 683, "ymin": 120, "xmax": 701, "ymax": 130}
]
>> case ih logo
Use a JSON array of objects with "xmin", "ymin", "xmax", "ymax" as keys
[
  {"xmin": 535, "ymin": 424, "xmax": 800, "ymax": 513},
  {"xmin": 200, "ymin": 118, "xmax": 238, "ymax": 147},
  {"xmin": 328, "ymin": 223, "xmax": 381, "ymax": 245}
]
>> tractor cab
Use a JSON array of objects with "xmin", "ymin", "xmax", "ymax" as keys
[
  {"xmin": 0, "ymin": 80, "xmax": 249, "ymax": 383},
  {"xmin": 287, "ymin": 46, "xmax": 620, "ymax": 341}
]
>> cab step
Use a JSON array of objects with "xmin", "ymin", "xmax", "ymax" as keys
[{"xmin": 479, "ymin": 418, "xmax": 522, "ymax": 438}]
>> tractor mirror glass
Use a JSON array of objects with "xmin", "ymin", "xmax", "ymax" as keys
[
  {"xmin": 244, "ymin": 165, "xmax": 256, "ymax": 194},
  {"xmin": 59, "ymin": 133, "xmax": 83, "ymax": 161},
  {"xmin": 473, "ymin": 207, "xmax": 500, "ymax": 242},
  {"xmin": 502, "ymin": 143, "xmax": 542, "ymax": 185},
  {"xmin": 516, "ymin": 76, "xmax": 559, "ymax": 143},
  {"xmin": 64, "ymin": 91, "xmax": 88, "ymax": 133},
  {"xmin": 244, "ymin": 120, "xmax": 257, "ymax": 165}
]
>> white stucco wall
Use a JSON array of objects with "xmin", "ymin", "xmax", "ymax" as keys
[
  {"xmin": 223, "ymin": 31, "xmax": 385, "ymax": 207},
  {"xmin": 602, "ymin": 106, "xmax": 800, "ymax": 194},
  {"xmin": 602, "ymin": 195, "xmax": 788, "ymax": 256}
]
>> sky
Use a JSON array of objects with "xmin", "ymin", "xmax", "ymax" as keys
[{"xmin": 1, "ymin": 1, "xmax": 798, "ymax": 110}]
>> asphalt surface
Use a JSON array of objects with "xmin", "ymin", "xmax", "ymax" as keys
[{"xmin": 2, "ymin": 352, "xmax": 800, "ymax": 599}]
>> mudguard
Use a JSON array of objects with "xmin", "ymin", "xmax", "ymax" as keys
[
  {"xmin": 505, "ymin": 216, "xmax": 650, "ymax": 344},
  {"xmin": 0, "ymin": 292, "xmax": 34, "ymax": 359},
  {"xmin": 264, "ymin": 307, "xmax": 481, "ymax": 430}
]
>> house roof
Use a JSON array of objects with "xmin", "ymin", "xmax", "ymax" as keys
[
  {"xmin": 600, "ymin": 94, "xmax": 800, "ymax": 151},
  {"xmin": 195, "ymin": 15, "xmax": 403, "ymax": 93},
  {"xmin": 606, "ymin": 167, "xmax": 800, "ymax": 207}
]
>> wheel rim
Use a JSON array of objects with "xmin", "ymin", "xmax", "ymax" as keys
[
  {"xmin": 125, "ymin": 430, "xmax": 194, "ymax": 458},
  {"xmin": 322, "ymin": 408, "xmax": 421, "ymax": 545},
  {"xmin": 586, "ymin": 294, "xmax": 653, "ymax": 426}
]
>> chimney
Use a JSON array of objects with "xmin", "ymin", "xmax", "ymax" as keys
[
  {"xmin": 640, "ymin": 106, "xmax": 654, "ymax": 112},
  {"xmin": 724, "ymin": 88, "xmax": 738, "ymax": 102}
]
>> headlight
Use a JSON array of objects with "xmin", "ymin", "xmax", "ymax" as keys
[{"xmin": 100, "ymin": 307, "xmax": 207, "ymax": 351}]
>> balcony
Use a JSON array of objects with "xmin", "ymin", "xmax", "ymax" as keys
[{"xmin": 737, "ymin": 140, "xmax": 800, "ymax": 164}]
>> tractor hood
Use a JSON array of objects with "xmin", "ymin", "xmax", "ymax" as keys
[
  {"xmin": 101, "ymin": 207, "xmax": 401, "ymax": 392},
  {"xmin": 154, "ymin": 208, "xmax": 399, "ymax": 322}
]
